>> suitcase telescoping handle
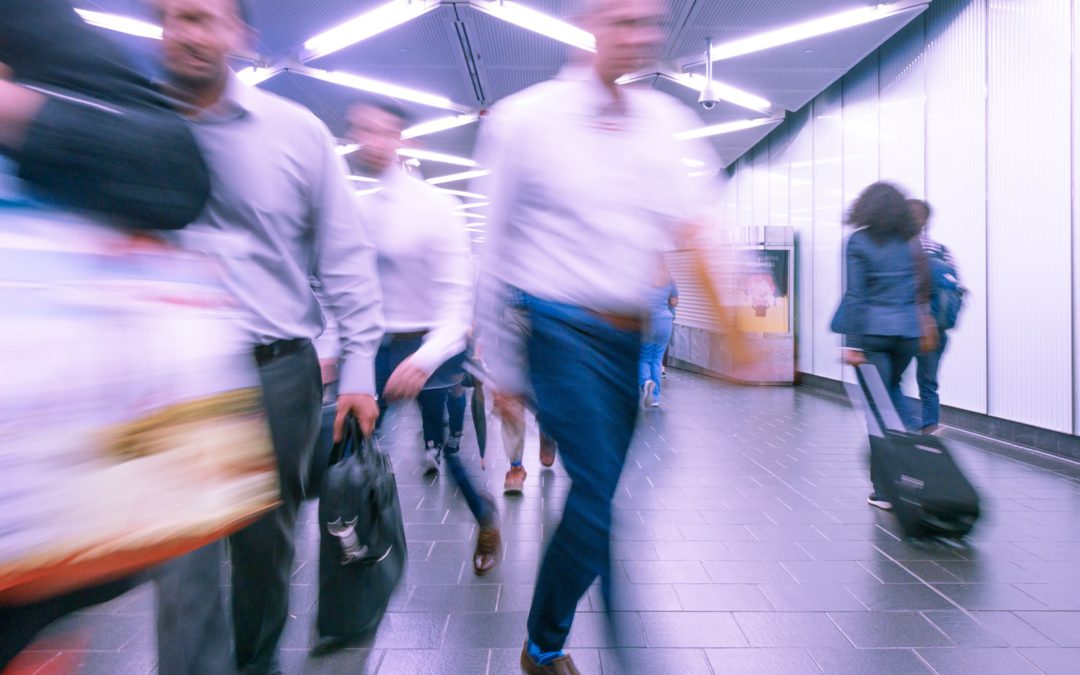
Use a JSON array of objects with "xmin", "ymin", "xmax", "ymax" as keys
[{"xmin": 846, "ymin": 364, "xmax": 907, "ymax": 436}]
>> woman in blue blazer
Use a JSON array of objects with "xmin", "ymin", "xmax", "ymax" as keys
[{"xmin": 831, "ymin": 182, "xmax": 936, "ymax": 509}]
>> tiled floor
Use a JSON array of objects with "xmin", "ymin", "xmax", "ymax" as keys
[{"xmin": 14, "ymin": 371, "xmax": 1080, "ymax": 674}]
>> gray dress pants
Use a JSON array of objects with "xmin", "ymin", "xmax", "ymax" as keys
[{"xmin": 154, "ymin": 341, "xmax": 322, "ymax": 675}]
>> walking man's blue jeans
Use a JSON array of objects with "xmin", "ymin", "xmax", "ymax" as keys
[
  {"xmin": 522, "ymin": 295, "xmax": 642, "ymax": 651},
  {"xmin": 916, "ymin": 333, "xmax": 948, "ymax": 429},
  {"xmin": 638, "ymin": 316, "xmax": 673, "ymax": 401}
]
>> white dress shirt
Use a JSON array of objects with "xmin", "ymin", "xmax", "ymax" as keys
[
  {"xmin": 166, "ymin": 75, "xmax": 384, "ymax": 395},
  {"xmin": 474, "ymin": 66, "xmax": 716, "ymax": 391},
  {"xmin": 357, "ymin": 168, "xmax": 472, "ymax": 375}
]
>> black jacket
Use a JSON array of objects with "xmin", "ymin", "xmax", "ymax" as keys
[{"xmin": 0, "ymin": 0, "xmax": 209, "ymax": 229}]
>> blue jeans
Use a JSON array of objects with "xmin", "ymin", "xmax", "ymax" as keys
[
  {"xmin": 916, "ymin": 333, "xmax": 948, "ymax": 429},
  {"xmin": 522, "ymin": 295, "xmax": 642, "ymax": 651},
  {"xmin": 638, "ymin": 315, "xmax": 673, "ymax": 400}
]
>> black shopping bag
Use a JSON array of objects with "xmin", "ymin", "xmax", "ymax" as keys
[{"xmin": 316, "ymin": 417, "xmax": 407, "ymax": 640}]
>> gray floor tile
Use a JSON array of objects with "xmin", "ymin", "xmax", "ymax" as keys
[
  {"xmin": 639, "ymin": 611, "xmax": 747, "ymax": 648},
  {"xmin": 808, "ymin": 648, "xmax": 933, "ymax": 674},
  {"xmin": 489, "ymin": 647, "xmax": 601, "ymax": 675},
  {"xmin": 599, "ymin": 647, "xmax": 712, "ymax": 674},
  {"xmin": 443, "ymin": 611, "xmax": 528, "ymax": 649},
  {"xmin": 1017, "ymin": 648, "xmax": 1080, "ymax": 675},
  {"xmin": 921, "ymin": 610, "xmax": 1010, "ymax": 647},
  {"xmin": 932, "ymin": 583, "xmax": 1052, "ymax": 611},
  {"xmin": 844, "ymin": 582, "xmax": 954, "ymax": 611},
  {"xmin": 621, "ymin": 560, "xmax": 710, "ymax": 584},
  {"xmin": 703, "ymin": 560, "xmax": 797, "ymax": 584},
  {"xmin": 282, "ymin": 648, "xmax": 381, "ymax": 675},
  {"xmin": 828, "ymin": 611, "xmax": 951, "ymax": 649},
  {"xmin": 375, "ymin": 648, "xmax": 488, "ymax": 675},
  {"xmin": 915, "ymin": 648, "xmax": 1043, "ymax": 675},
  {"xmin": 970, "ymin": 611, "xmax": 1058, "ymax": 647},
  {"xmin": 1015, "ymin": 611, "xmax": 1080, "ymax": 647},
  {"xmin": 402, "ymin": 585, "xmax": 500, "ymax": 613},
  {"xmin": 564, "ymin": 612, "xmax": 647, "ymax": 648},
  {"xmin": 757, "ymin": 584, "xmax": 866, "ymax": 611},
  {"xmin": 705, "ymin": 648, "xmax": 821, "ymax": 674},
  {"xmin": 673, "ymin": 584, "xmax": 775, "ymax": 611},
  {"xmin": 733, "ymin": 612, "xmax": 853, "ymax": 649}
]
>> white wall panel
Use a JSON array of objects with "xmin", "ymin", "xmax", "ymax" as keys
[
  {"xmin": 736, "ymin": 155, "xmax": 753, "ymax": 229},
  {"xmin": 1075, "ymin": 0, "xmax": 1080, "ymax": 435},
  {"xmin": 752, "ymin": 145, "xmax": 771, "ymax": 229},
  {"xmin": 769, "ymin": 123, "xmax": 791, "ymax": 229},
  {"xmin": 878, "ymin": 17, "xmax": 927, "ymax": 199},
  {"xmin": 842, "ymin": 54, "xmax": 880, "ymax": 209},
  {"xmin": 813, "ymin": 85, "xmax": 845, "ymax": 381},
  {"xmin": 987, "ymin": 0, "xmax": 1072, "ymax": 432},
  {"xmin": 926, "ymin": 0, "xmax": 988, "ymax": 414},
  {"xmin": 786, "ymin": 110, "xmax": 816, "ymax": 375}
]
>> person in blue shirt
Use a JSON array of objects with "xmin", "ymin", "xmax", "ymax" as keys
[{"xmin": 639, "ymin": 263, "xmax": 679, "ymax": 408}]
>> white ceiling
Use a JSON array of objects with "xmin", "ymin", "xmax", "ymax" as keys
[{"xmin": 77, "ymin": 0, "xmax": 931, "ymax": 174}]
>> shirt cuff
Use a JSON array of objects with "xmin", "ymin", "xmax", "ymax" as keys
[{"xmin": 336, "ymin": 358, "xmax": 376, "ymax": 397}]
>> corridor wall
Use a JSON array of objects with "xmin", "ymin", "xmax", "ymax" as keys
[{"xmin": 715, "ymin": 0, "xmax": 1079, "ymax": 436}]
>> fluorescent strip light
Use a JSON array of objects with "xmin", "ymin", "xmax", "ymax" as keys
[
  {"xmin": 347, "ymin": 175, "xmax": 381, "ymax": 183},
  {"xmin": 681, "ymin": 158, "xmax": 706, "ymax": 168},
  {"xmin": 461, "ymin": 213, "xmax": 488, "ymax": 220},
  {"xmin": 76, "ymin": 9, "xmax": 162, "ymax": 39},
  {"xmin": 454, "ymin": 202, "xmax": 491, "ymax": 210},
  {"xmin": 296, "ymin": 68, "xmax": 466, "ymax": 112},
  {"xmin": 670, "ymin": 73, "xmax": 771, "ymax": 113},
  {"xmin": 435, "ymin": 188, "xmax": 487, "ymax": 200},
  {"xmin": 471, "ymin": 0, "xmax": 595, "ymax": 52},
  {"xmin": 402, "ymin": 114, "xmax": 480, "ymax": 140},
  {"xmin": 709, "ymin": 2, "xmax": 926, "ymax": 62},
  {"xmin": 674, "ymin": 118, "xmax": 778, "ymax": 141},
  {"xmin": 427, "ymin": 169, "xmax": 491, "ymax": 186},
  {"xmin": 235, "ymin": 66, "xmax": 278, "ymax": 86},
  {"xmin": 301, "ymin": 0, "xmax": 437, "ymax": 61},
  {"xmin": 397, "ymin": 148, "xmax": 477, "ymax": 167},
  {"xmin": 354, "ymin": 187, "xmax": 383, "ymax": 196},
  {"xmin": 336, "ymin": 144, "xmax": 360, "ymax": 156}
]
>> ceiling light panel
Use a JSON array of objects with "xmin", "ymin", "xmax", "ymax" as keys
[
  {"xmin": 402, "ymin": 114, "xmax": 481, "ymax": 140},
  {"xmin": 469, "ymin": 0, "xmax": 596, "ymax": 52},
  {"xmin": 235, "ymin": 67, "xmax": 279, "ymax": 86},
  {"xmin": 675, "ymin": 117, "xmax": 781, "ymax": 141},
  {"xmin": 76, "ymin": 9, "xmax": 162, "ymax": 39},
  {"xmin": 427, "ymin": 169, "xmax": 491, "ymax": 185},
  {"xmin": 668, "ymin": 73, "xmax": 771, "ymax": 113},
  {"xmin": 293, "ymin": 67, "xmax": 470, "ymax": 112},
  {"xmin": 301, "ymin": 0, "xmax": 441, "ymax": 61},
  {"xmin": 705, "ymin": 1, "xmax": 929, "ymax": 62},
  {"xmin": 398, "ymin": 149, "xmax": 478, "ymax": 167}
]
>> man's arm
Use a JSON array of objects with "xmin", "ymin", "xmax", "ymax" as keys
[{"xmin": 308, "ymin": 121, "xmax": 385, "ymax": 438}]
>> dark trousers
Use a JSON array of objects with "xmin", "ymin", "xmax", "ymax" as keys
[
  {"xmin": 154, "ymin": 341, "xmax": 322, "ymax": 675},
  {"xmin": 374, "ymin": 336, "xmax": 492, "ymax": 527},
  {"xmin": 862, "ymin": 335, "xmax": 919, "ymax": 493},
  {"xmin": 523, "ymin": 296, "xmax": 642, "ymax": 651},
  {"xmin": 916, "ymin": 333, "xmax": 948, "ymax": 428}
]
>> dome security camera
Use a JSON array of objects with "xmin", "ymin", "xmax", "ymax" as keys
[{"xmin": 699, "ymin": 85, "xmax": 719, "ymax": 110}]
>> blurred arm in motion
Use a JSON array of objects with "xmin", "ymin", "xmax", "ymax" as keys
[{"xmin": 0, "ymin": 0, "xmax": 209, "ymax": 228}]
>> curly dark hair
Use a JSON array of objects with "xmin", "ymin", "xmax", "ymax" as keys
[{"xmin": 846, "ymin": 182, "xmax": 920, "ymax": 242}]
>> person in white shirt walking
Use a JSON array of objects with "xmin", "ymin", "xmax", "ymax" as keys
[
  {"xmin": 474, "ymin": 1, "xmax": 744, "ymax": 671},
  {"xmin": 347, "ymin": 99, "xmax": 500, "ymax": 577}
]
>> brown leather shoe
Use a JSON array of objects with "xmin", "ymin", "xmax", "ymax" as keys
[
  {"xmin": 520, "ymin": 641, "xmax": 580, "ymax": 674},
  {"xmin": 473, "ymin": 527, "xmax": 500, "ymax": 575},
  {"xmin": 539, "ymin": 433, "xmax": 556, "ymax": 467},
  {"xmin": 504, "ymin": 465, "xmax": 527, "ymax": 494}
]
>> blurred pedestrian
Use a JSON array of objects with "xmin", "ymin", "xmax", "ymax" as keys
[
  {"xmin": 639, "ymin": 263, "xmax": 678, "ymax": 408},
  {"xmin": 909, "ymin": 199, "xmax": 965, "ymax": 434},
  {"xmin": 831, "ymin": 182, "xmax": 937, "ymax": 511},
  {"xmin": 346, "ymin": 99, "xmax": 500, "ymax": 577},
  {"xmin": 151, "ymin": 1, "xmax": 384, "ymax": 672},
  {"xmin": 473, "ymin": 0, "xmax": 740, "ymax": 671}
]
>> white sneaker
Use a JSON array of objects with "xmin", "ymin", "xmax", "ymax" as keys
[
  {"xmin": 867, "ymin": 493, "xmax": 892, "ymax": 510},
  {"xmin": 642, "ymin": 380, "xmax": 656, "ymax": 409},
  {"xmin": 650, "ymin": 397, "xmax": 661, "ymax": 408},
  {"xmin": 424, "ymin": 441, "xmax": 441, "ymax": 474}
]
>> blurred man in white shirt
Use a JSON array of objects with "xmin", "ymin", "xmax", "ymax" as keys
[
  {"xmin": 473, "ymin": 0, "xmax": 735, "ymax": 671},
  {"xmin": 347, "ymin": 100, "xmax": 501, "ymax": 577}
]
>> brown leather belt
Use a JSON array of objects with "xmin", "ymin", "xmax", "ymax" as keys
[{"xmin": 590, "ymin": 311, "xmax": 644, "ymax": 333}]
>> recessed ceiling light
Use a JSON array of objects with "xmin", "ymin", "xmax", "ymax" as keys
[
  {"xmin": 402, "ymin": 114, "xmax": 481, "ymax": 140},
  {"xmin": 75, "ymin": 9, "xmax": 162, "ymax": 39},
  {"xmin": 398, "ymin": 149, "xmax": 478, "ymax": 167},
  {"xmin": 427, "ymin": 169, "xmax": 491, "ymax": 186},
  {"xmin": 301, "ymin": 0, "xmax": 439, "ymax": 61},
  {"xmin": 294, "ymin": 67, "xmax": 469, "ymax": 112},
  {"xmin": 674, "ymin": 117, "xmax": 779, "ymax": 141},
  {"xmin": 470, "ymin": 0, "xmax": 595, "ymax": 52}
]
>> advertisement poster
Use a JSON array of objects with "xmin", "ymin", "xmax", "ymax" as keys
[{"xmin": 734, "ymin": 249, "xmax": 789, "ymax": 333}]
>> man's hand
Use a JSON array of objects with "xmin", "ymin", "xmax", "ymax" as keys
[
  {"xmin": 0, "ymin": 63, "xmax": 46, "ymax": 151},
  {"xmin": 383, "ymin": 357, "xmax": 430, "ymax": 401},
  {"xmin": 334, "ymin": 393, "xmax": 379, "ymax": 441},
  {"xmin": 843, "ymin": 349, "xmax": 867, "ymax": 366}
]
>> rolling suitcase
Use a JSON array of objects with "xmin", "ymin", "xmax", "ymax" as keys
[
  {"xmin": 846, "ymin": 364, "xmax": 980, "ymax": 539},
  {"xmin": 316, "ymin": 417, "xmax": 407, "ymax": 643}
]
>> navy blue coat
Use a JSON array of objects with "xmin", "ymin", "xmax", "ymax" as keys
[{"xmin": 831, "ymin": 229, "xmax": 925, "ymax": 349}]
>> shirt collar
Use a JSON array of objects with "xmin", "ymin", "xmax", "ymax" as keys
[
  {"xmin": 556, "ymin": 65, "xmax": 629, "ymax": 118},
  {"xmin": 192, "ymin": 72, "xmax": 253, "ymax": 123}
]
